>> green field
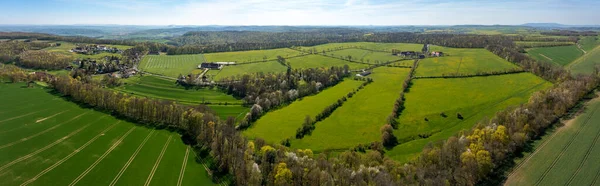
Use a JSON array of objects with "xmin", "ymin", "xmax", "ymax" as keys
[
  {"xmin": 387, "ymin": 73, "xmax": 552, "ymax": 162},
  {"xmin": 43, "ymin": 42, "xmax": 133, "ymax": 59},
  {"xmin": 207, "ymin": 105, "xmax": 249, "ymax": 121},
  {"xmin": 291, "ymin": 67, "xmax": 410, "ymax": 151},
  {"xmin": 327, "ymin": 48, "xmax": 401, "ymax": 64},
  {"xmin": 579, "ymin": 36, "xmax": 600, "ymax": 52},
  {"xmin": 204, "ymin": 48, "xmax": 301, "ymax": 63},
  {"xmin": 526, "ymin": 45, "xmax": 584, "ymax": 66},
  {"xmin": 505, "ymin": 97, "xmax": 600, "ymax": 186},
  {"xmin": 0, "ymin": 83, "xmax": 215, "ymax": 186},
  {"xmin": 139, "ymin": 54, "xmax": 206, "ymax": 77},
  {"xmin": 298, "ymin": 42, "xmax": 423, "ymax": 52},
  {"xmin": 210, "ymin": 61, "xmax": 288, "ymax": 80},
  {"xmin": 515, "ymin": 41, "xmax": 575, "ymax": 48},
  {"xmin": 243, "ymin": 79, "xmax": 364, "ymax": 144},
  {"xmin": 568, "ymin": 45, "xmax": 600, "ymax": 74},
  {"xmin": 415, "ymin": 48, "xmax": 521, "ymax": 77},
  {"xmin": 286, "ymin": 54, "xmax": 369, "ymax": 69}
]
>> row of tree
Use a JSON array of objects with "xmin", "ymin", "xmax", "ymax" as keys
[
  {"xmin": 383, "ymin": 60, "xmax": 418, "ymax": 147},
  {"xmin": 413, "ymin": 68, "xmax": 527, "ymax": 79}
]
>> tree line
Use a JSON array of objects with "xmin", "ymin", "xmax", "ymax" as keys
[
  {"xmin": 413, "ymin": 68, "xmax": 527, "ymax": 79},
  {"xmin": 383, "ymin": 60, "xmax": 418, "ymax": 147}
]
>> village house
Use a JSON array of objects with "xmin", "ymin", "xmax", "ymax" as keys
[{"xmin": 430, "ymin": 51, "xmax": 444, "ymax": 57}]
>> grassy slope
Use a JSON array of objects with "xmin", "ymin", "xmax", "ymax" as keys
[
  {"xmin": 416, "ymin": 48, "xmax": 520, "ymax": 76},
  {"xmin": 579, "ymin": 36, "xmax": 600, "ymax": 51},
  {"xmin": 291, "ymin": 67, "xmax": 410, "ymax": 151},
  {"xmin": 328, "ymin": 48, "xmax": 401, "ymax": 64},
  {"xmin": 204, "ymin": 48, "xmax": 301, "ymax": 63},
  {"xmin": 387, "ymin": 73, "xmax": 552, "ymax": 162},
  {"xmin": 526, "ymin": 45, "xmax": 583, "ymax": 66},
  {"xmin": 568, "ymin": 44, "xmax": 600, "ymax": 75},
  {"xmin": 211, "ymin": 61, "xmax": 288, "ymax": 80},
  {"xmin": 505, "ymin": 98, "xmax": 600, "ymax": 186},
  {"xmin": 243, "ymin": 79, "xmax": 364, "ymax": 144},
  {"xmin": 139, "ymin": 54, "xmax": 206, "ymax": 78},
  {"xmin": 0, "ymin": 83, "xmax": 215, "ymax": 186},
  {"xmin": 286, "ymin": 54, "xmax": 369, "ymax": 70}
]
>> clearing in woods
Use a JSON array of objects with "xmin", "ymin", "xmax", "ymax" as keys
[
  {"xmin": 504, "ymin": 95, "xmax": 600, "ymax": 186},
  {"xmin": 0, "ymin": 83, "xmax": 215, "ymax": 186}
]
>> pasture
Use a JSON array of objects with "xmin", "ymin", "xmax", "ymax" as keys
[
  {"xmin": 210, "ymin": 61, "xmax": 288, "ymax": 80},
  {"xmin": 568, "ymin": 45, "xmax": 600, "ymax": 74},
  {"xmin": 291, "ymin": 67, "xmax": 410, "ymax": 152},
  {"xmin": 286, "ymin": 54, "xmax": 369, "ymax": 70},
  {"xmin": 515, "ymin": 41, "xmax": 575, "ymax": 48},
  {"xmin": 139, "ymin": 54, "xmax": 205, "ymax": 77},
  {"xmin": 387, "ymin": 73, "xmax": 552, "ymax": 162},
  {"xmin": 0, "ymin": 83, "xmax": 215, "ymax": 186},
  {"xmin": 43, "ymin": 42, "xmax": 133, "ymax": 59},
  {"xmin": 204, "ymin": 48, "xmax": 301, "ymax": 63},
  {"xmin": 526, "ymin": 45, "xmax": 583, "ymax": 66},
  {"xmin": 327, "ymin": 49, "xmax": 401, "ymax": 64},
  {"xmin": 243, "ymin": 79, "xmax": 364, "ymax": 144},
  {"xmin": 415, "ymin": 48, "xmax": 520, "ymax": 77},
  {"xmin": 505, "ymin": 96, "xmax": 600, "ymax": 186}
]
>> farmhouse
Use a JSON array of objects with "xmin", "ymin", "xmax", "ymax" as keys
[
  {"xmin": 398, "ymin": 51, "xmax": 416, "ymax": 57},
  {"xmin": 356, "ymin": 70, "xmax": 372, "ymax": 77},
  {"xmin": 430, "ymin": 51, "xmax": 444, "ymax": 57},
  {"xmin": 199, "ymin": 62, "xmax": 223, "ymax": 70}
]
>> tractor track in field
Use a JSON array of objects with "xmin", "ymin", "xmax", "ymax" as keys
[
  {"xmin": 144, "ymin": 135, "xmax": 172, "ymax": 186},
  {"xmin": 20, "ymin": 121, "xmax": 120, "ymax": 186},
  {"xmin": 565, "ymin": 103, "xmax": 600, "ymax": 186},
  {"xmin": 506, "ymin": 121, "xmax": 562, "ymax": 180},
  {"xmin": 177, "ymin": 147, "xmax": 189, "ymax": 186},
  {"xmin": 592, "ymin": 162, "xmax": 600, "ymax": 186},
  {"xmin": 534, "ymin": 102, "xmax": 599, "ymax": 186},
  {"xmin": 108, "ymin": 130, "xmax": 155, "ymax": 186},
  {"xmin": 69, "ymin": 126, "xmax": 136, "ymax": 186},
  {"xmin": 0, "ymin": 110, "xmax": 46, "ymax": 124},
  {"xmin": 0, "ymin": 112, "xmax": 89, "ymax": 150},
  {"xmin": 0, "ymin": 115, "xmax": 100, "ymax": 173}
]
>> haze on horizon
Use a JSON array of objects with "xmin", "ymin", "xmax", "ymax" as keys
[{"xmin": 1, "ymin": 0, "xmax": 598, "ymax": 26}]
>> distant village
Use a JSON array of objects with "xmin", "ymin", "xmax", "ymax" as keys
[{"xmin": 70, "ymin": 44, "xmax": 123, "ymax": 55}]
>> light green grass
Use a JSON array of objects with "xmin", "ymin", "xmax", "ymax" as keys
[
  {"xmin": 526, "ymin": 45, "xmax": 584, "ymax": 66},
  {"xmin": 327, "ymin": 48, "xmax": 401, "ymax": 64},
  {"xmin": 243, "ymin": 79, "xmax": 364, "ymax": 144},
  {"xmin": 416, "ymin": 48, "xmax": 520, "ymax": 77},
  {"xmin": 387, "ymin": 73, "xmax": 552, "ymax": 162},
  {"xmin": 291, "ymin": 67, "xmax": 410, "ymax": 152},
  {"xmin": 115, "ymin": 75, "xmax": 241, "ymax": 104},
  {"xmin": 139, "ymin": 54, "xmax": 206, "ymax": 78},
  {"xmin": 204, "ymin": 48, "xmax": 301, "ymax": 63},
  {"xmin": 208, "ymin": 105, "xmax": 249, "ymax": 121},
  {"xmin": 568, "ymin": 45, "xmax": 600, "ymax": 74},
  {"xmin": 211, "ymin": 61, "xmax": 288, "ymax": 80},
  {"xmin": 286, "ymin": 54, "xmax": 369, "ymax": 70},
  {"xmin": 0, "ymin": 83, "xmax": 215, "ymax": 186},
  {"xmin": 43, "ymin": 42, "xmax": 133, "ymax": 59},
  {"xmin": 505, "ymin": 98, "xmax": 600, "ymax": 186},
  {"xmin": 579, "ymin": 36, "xmax": 600, "ymax": 51},
  {"xmin": 515, "ymin": 41, "xmax": 575, "ymax": 48}
]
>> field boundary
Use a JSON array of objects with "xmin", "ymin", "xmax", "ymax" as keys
[
  {"xmin": 413, "ymin": 69, "xmax": 527, "ymax": 79},
  {"xmin": 567, "ymin": 44, "xmax": 600, "ymax": 69},
  {"xmin": 20, "ymin": 121, "xmax": 120, "ymax": 186},
  {"xmin": 565, "ymin": 103, "xmax": 600, "ymax": 185},
  {"xmin": 177, "ymin": 146, "xmax": 189, "ymax": 186},
  {"xmin": 68, "ymin": 126, "xmax": 136, "ymax": 186},
  {"xmin": 109, "ymin": 130, "xmax": 156, "ymax": 186}
]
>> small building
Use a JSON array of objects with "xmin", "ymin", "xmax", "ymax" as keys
[
  {"xmin": 430, "ymin": 51, "xmax": 444, "ymax": 57},
  {"xmin": 214, "ymin": 62, "xmax": 236, "ymax": 65},
  {"xmin": 199, "ymin": 63, "xmax": 223, "ymax": 70},
  {"xmin": 399, "ymin": 51, "xmax": 416, "ymax": 57},
  {"xmin": 356, "ymin": 71, "xmax": 372, "ymax": 77}
]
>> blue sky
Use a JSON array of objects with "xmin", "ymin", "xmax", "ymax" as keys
[{"xmin": 0, "ymin": 0, "xmax": 598, "ymax": 25}]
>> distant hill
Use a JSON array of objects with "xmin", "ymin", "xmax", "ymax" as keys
[{"xmin": 522, "ymin": 23, "xmax": 600, "ymax": 28}]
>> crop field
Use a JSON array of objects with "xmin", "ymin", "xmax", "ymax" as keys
[
  {"xmin": 579, "ymin": 36, "xmax": 600, "ymax": 51},
  {"xmin": 568, "ymin": 45, "xmax": 600, "ymax": 74},
  {"xmin": 0, "ymin": 83, "xmax": 215, "ymax": 186},
  {"xmin": 116, "ymin": 75, "xmax": 241, "ymax": 105},
  {"xmin": 210, "ymin": 61, "xmax": 288, "ymax": 80},
  {"xmin": 43, "ymin": 42, "xmax": 133, "ymax": 59},
  {"xmin": 298, "ymin": 42, "xmax": 423, "ymax": 52},
  {"xmin": 505, "ymin": 97, "xmax": 600, "ymax": 186},
  {"xmin": 291, "ymin": 67, "xmax": 410, "ymax": 152},
  {"xmin": 327, "ymin": 49, "xmax": 402, "ymax": 64},
  {"xmin": 204, "ymin": 48, "xmax": 302, "ymax": 63},
  {"xmin": 207, "ymin": 105, "xmax": 249, "ymax": 121},
  {"xmin": 515, "ymin": 41, "xmax": 575, "ymax": 48},
  {"xmin": 387, "ymin": 73, "xmax": 552, "ymax": 162},
  {"xmin": 526, "ymin": 45, "xmax": 583, "ymax": 66},
  {"xmin": 139, "ymin": 54, "xmax": 206, "ymax": 77},
  {"xmin": 286, "ymin": 54, "xmax": 369, "ymax": 69},
  {"xmin": 415, "ymin": 48, "xmax": 521, "ymax": 77},
  {"xmin": 243, "ymin": 79, "xmax": 364, "ymax": 144}
]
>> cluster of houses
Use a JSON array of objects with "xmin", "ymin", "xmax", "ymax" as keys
[
  {"xmin": 391, "ymin": 44, "xmax": 445, "ymax": 59},
  {"xmin": 70, "ymin": 45, "xmax": 123, "ymax": 55},
  {"xmin": 198, "ymin": 62, "xmax": 236, "ymax": 70}
]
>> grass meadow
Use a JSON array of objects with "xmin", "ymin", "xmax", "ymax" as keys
[
  {"xmin": 243, "ymin": 79, "xmax": 364, "ymax": 144},
  {"xmin": 204, "ymin": 48, "xmax": 301, "ymax": 63},
  {"xmin": 209, "ymin": 61, "xmax": 288, "ymax": 80},
  {"xmin": 415, "ymin": 48, "xmax": 521, "ymax": 77},
  {"xmin": 327, "ymin": 48, "xmax": 401, "ymax": 64},
  {"xmin": 139, "ymin": 54, "xmax": 206, "ymax": 77},
  {"xmin": 505, "ymin": 97, "xmax": 600, "ymax": 186},
  {"xmin": 526, "ymin": 45, "xmax": 583, "ymax": 66},
  {"xmin": 579, "ymin": 36, "xmax": 600, "ymax": 51},
  {"xmin": 0, "ymin": 83, "xmax": 215, "ymax": 186},
  {"xmin": 387, "ymin": 73, "xmax": 552, "ymax": 162},
  {"xmin": 568, "ymin": 45, "xmax": 600, "ymax": 75},
  {"xmin": 286, "ymin": 54, "xmax": 369, "ymax": 70},
  {"xmin": 291, "ymin": 67, "xmax": 410, "ymax": 152}
]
